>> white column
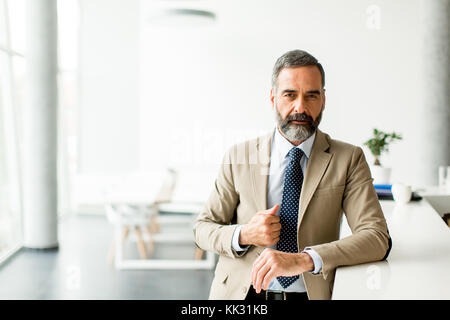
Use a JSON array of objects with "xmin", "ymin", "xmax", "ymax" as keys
[
  {"xmin": 419, "ymin": 0, "xmax": 450, "ymax": 186},
  {"xmin": 23, "ymin": 0, "xmax": 58, "ymax": 248}
]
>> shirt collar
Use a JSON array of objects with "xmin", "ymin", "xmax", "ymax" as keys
[{"xmin": 273, "ymin": 126, "xmax": 316, "ymax": 160}]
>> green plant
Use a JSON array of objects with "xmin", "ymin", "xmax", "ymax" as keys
[{"xmin": 363, "ymin": 128, "xmax": 402, "ymax": 166}]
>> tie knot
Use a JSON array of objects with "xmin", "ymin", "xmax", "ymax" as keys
[{"xmin": 288, "ymin": 147, "xmax": 304, "ymax": 161}]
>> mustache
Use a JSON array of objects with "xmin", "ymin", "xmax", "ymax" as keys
[{"xmin": 285, "ymin": 113, "xmax": 314, "ymax": 124}]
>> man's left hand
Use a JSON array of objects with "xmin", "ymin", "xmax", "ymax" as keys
[{"xmin": 251, "ymin": 248, "xmax": 314, "ymax": 293}]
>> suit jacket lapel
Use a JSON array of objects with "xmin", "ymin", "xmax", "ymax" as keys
[
  {"xmin": 250, "ymin": 130, "xmax": 273, "ymax": 211},
  {"xmin": 248, "ymin": 129, "xmax": 330, "ymax": 221},
  {"xmin": 298, "ymin": 129, "xmax": 332, "ymax": 226}
]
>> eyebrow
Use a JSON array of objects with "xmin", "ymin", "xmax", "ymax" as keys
[
  {"xmin": 281, "ymin": 89, "xmax": 298, "ymax": 94},
  {"xmin": 281, "ymin": 89, "xmax": 322, "ymax": 95},
  {"xmin": 305, "ymin": 90, "xmax": 321, "ymax": 95}
]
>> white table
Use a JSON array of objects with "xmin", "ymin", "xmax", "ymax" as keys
[
  {"xmin": 332, "ymin": 198, "xmax": 450, "ymax": 299},
  {"xmin": 112, "ymin": 200, "xmax": 216, "ymax": 270},
  {"xmin": 418, "ymin": 186, "xmax": 450, "ymax": 218}
]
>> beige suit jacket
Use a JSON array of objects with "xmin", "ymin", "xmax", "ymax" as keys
[{"xmin": 193, "ymin": 129, "xmax": 391, "ymax": 300}]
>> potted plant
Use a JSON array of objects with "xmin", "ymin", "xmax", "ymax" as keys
[{"xmin": 363, "ymin": 128, "xmax": 402, "ymax": 184}]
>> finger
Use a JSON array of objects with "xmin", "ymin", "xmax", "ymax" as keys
[
  {"xmin": 253, "ymin": 248, "xmax": 271, "ymax": 283},
  {"xmin": 251, "ymin": 255, "xmax": 265, "ymax": 287},
  {"xmin": 269, "ymin": 221, "xmax": 281, "ymax": 230},
  {"xmin": 266, "ymin": 215, "xmax": 280, "ymax": 224},
  {"xmin": 269, "ymin": 237, "xmax": 280, "ymax": 246},
  {"xmin": 254, "ymin": 262, "xmax": 271, "ymax": 293},
  {"xmin": 262, "ymin": 269, "xmax": 277, "ymax": 291},
  {"xmin": 262, "ymin": 216, "xmax": 279, "ymax": 229},
  {"xmin": 264, "ymin": 204, "xmax": 279, "ymax": 216},
  {"xmin": 271, "ymin": 230, "xmax": 281, "ymax": 239}
]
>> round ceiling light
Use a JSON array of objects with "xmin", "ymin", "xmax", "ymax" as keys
[{"xmin": 147, "ymin": 7, "xmax": 216, "ymax": 27}]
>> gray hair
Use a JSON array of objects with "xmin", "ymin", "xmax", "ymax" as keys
[{"xmin": 272, "ymin": 50, "xmax": 325, "ymax": 91}]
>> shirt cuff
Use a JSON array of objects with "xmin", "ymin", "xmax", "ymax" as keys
[
  {"xmin": 302, "ymin": 247, "xmax": 323, "ymax": 274},
  {"xmin": 232, "ymin": 225, "xmax": 250, "ymax": 252}
]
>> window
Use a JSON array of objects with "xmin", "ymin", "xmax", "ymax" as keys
[{"xmin": 0, "ymin": 0, "xmax": 24, "ymax": 263}]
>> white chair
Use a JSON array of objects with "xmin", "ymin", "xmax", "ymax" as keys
[
  {"xmin": 106, "ymin": 203, "xmax": 157, "ymax": 264},
  {"xmin": 105, "ymin": 168, "xmax": 178, "ymax": 264}
]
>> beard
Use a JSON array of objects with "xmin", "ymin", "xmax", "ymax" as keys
[{"xmin": 275, "ymin": 104, "xmax": 323, "ymax": 141}]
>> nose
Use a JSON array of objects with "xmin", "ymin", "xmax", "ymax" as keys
[{"xmin": 293, "ymin": 96, "xmax": 307, "ymax": 114}]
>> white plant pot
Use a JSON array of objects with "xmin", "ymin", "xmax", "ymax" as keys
[{"xmin": 370, "ymin": 165, "xmax": 391, "ymax": 185}]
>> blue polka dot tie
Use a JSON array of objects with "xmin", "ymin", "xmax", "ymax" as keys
[{"xmin": 276, "ymin": 147, "xmax": 304, "ymax": 288}]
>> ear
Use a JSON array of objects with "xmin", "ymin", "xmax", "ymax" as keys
[
  {"xmin": 270, "ymin": 88, "xmax": 275, "ymax": 110},
  {"xmin": 321, "ymin": 88, "xmax": 326, "ymax": 111}
]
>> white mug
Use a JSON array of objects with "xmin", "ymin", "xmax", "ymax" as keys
[{"xmin": 391, "ymin": 183, "xmax": 412, "ymax": 204}]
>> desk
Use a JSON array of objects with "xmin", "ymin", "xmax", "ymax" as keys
[{"xmin": 332, "ymin": 199, "xmax": 450, "ymax": 299}]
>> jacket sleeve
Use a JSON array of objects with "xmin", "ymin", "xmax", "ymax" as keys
[
  {"xmin": 193, "ymin": 148, "xmax": 243, "ymax": 258},
  {"xmin": 309, "ymin": 146, "xmax": 392, "ymax": 280}
]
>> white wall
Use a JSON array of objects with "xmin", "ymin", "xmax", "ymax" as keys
[
  {"xmin": 79, "ymin": 0, "xmax": 140, "ymax": 174},
  {"xmin": 138, "ymin": 0, "xmax": 423, "ymax": 183},
  {"xmin": 77, "ymin": 0, "xmax": 432, "ymax": 206}
]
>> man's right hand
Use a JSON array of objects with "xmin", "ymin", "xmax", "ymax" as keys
[{"xmin": 239, "ymin": 205, "xmax": 281, "ymax": 247}]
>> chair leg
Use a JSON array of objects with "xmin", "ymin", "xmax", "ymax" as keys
[
  {"xmin": 108, "ymin": 226, "xmax": 129, "ymax": 265},
  {"xmin": 194, "ymin": 247, "xmax": 204, "ymax": 260},
  {"xmin": 122, "ymin": 226, "xmax": 130, "ymax": 242},
  {"xmin": 150, "ymin": 214, "xmax": 160, "ymax": 234},
  {"xmin": 145, "ymin": 225, "xmax": 155, "ymax": 254},
  {"xmin": 135, "ymin": 226, "xmax": 147, "ymax": 259},
  {"xmin": 107, "ymin": 239, "xmax": 115, "ymax": 265}
]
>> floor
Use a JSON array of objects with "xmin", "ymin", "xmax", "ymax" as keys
[{"xmin": 0, "ymin": 213, "xmax": 215, "ymax": 300}]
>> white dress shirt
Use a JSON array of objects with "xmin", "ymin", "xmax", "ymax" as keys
[{"xmin": 232, "ymin": 127, "xmax": 323, "ymax": 292}]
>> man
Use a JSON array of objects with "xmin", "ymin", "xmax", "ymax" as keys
[{"xmin": 193, "ymin": 50, "xmax": 392, "ymax": 300}]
